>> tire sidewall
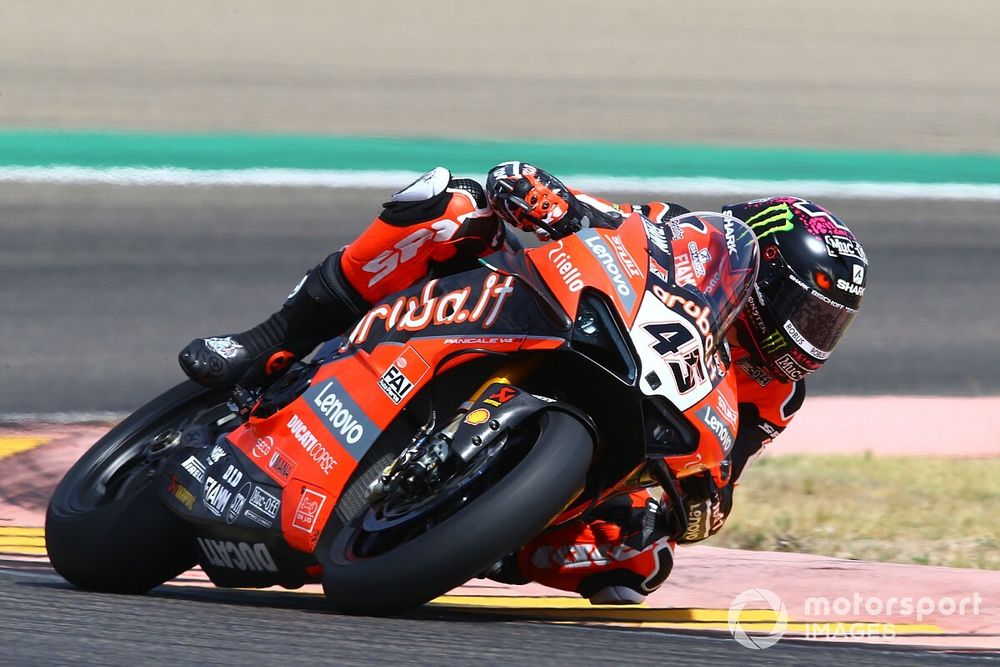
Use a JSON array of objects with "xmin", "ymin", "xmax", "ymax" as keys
[
  {"xmin": 45, "ymin": 381, "xmax": 223, "ymax": 593},
  {"xmin": 321, "ymin": 411, "xmax": 593, "ymax": 614}
]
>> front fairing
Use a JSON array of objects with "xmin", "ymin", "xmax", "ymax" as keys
[
  {"xmin": 629, "ymin": 211, "xmax": 758, "ymax": 483},
  {"xmin": 528, "ymin": 211, "xmax": 758, "ymax": 484}
]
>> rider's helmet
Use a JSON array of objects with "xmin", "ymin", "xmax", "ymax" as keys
[
  {"xmin": 485, "ymin": 161, "xmax": 582, "ymax": 239},
  {"xmin": 724, "ymin": 197, "xmax": 868, "ymax": 383}
]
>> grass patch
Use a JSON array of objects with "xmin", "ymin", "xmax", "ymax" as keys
[{"xmin": 708, "ymin": 454, "xmax": 1000, "ymax": 570}]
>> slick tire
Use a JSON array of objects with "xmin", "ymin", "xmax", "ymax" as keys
[
  {"xmin": 322, "ymin": 411, "xmax": 593, "ymax": 615},
  {"xmin": 46, "ymin": 381, "xmax": 224, "ymax": 594}
]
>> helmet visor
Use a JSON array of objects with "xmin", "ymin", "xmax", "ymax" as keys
[{"xmin": 761, "ymin": 276, "xmax": 858, "ymax": 360}]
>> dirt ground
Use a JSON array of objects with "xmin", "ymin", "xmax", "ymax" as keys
[{"xmin": 1, "ymin": 1, "xmax": 997, "ymax": 152}]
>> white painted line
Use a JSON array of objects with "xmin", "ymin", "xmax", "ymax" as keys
[{"xmin": 1, "ymin": 166, "xmax": 999, "ymax": 200}]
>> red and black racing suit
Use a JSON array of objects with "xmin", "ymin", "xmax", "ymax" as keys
[{"xmin": 297, "ymin": 174, "xmax": 807, "ymax": 598}]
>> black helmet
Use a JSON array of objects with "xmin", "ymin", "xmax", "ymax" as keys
[
  {"xmin": 485, "ymin": 161, "xmax": 582, "ymax": 239},
  {"xmin": 724, "ymin": 197, "xmax": 868, "ymax": 383}
]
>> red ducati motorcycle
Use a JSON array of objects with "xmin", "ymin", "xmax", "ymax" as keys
[{"xmin": 46, "ymin": 210, "xmax": 758, "ymax": 615}]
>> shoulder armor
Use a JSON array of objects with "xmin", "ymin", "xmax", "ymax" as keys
[{"xmin": 391, "ymin": 167, "xmax": 451, "ymax": 203}]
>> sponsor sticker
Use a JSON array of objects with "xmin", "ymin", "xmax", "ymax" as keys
[
  {"xmin": 824, "ymin": 234, "xmax": 867, "ymax": 261},
  {"xmin": 643, "ymin": 217, "xmax": 673, "ymax": 253},
  {"xmin": 723, "ymin": 217, "xmax": 739, "ymax": 256},
  {"xmin": 698, "ymin": 405, "xmax": 734, "ymax": 454},
  {"xmin": 775, "ymin": 353, "xmax": 807, "ymax": 381},
  {"xmin": 268, "ymin": 448, "xmax": 296, "ymax": 484},
  {"xmin": 208, "ymin": 445, "xmax": 227, "ymax": 465},
  {"xmin": 783, "ymin": 320, "xmax": 831, "ymax": 360},
  {"xmin": 292, "ymin": 489, "xmax": 327, "ymax": 534},
  {"xmin": 181, "ymin": 456, "xmax": 206, "ymax": 484},
  {"xmin": 248, "ymin": 486, "xmax": 281, "ymax": 519},
  {"xmin": 166, "ymin": 474, "xmax": 195, "ymax": 510},
  {"xmin": 378, "ymin": 346, "xmax": 430, "ymax": 404},
  {"xmin": 687, "ymin": 241, "xmax": 710, "ymax": 278},
  {"xmin": 197, "ymin": 538, "xmax": 278, "ymax": 573},
  {"xmin": 203, "ymin": 476, "xmax": 233, "ymax": 517},
  {"xmin": 442, "ymin": 336, "xmax": 518, "ymax": 345},
  {"xmin": 759, "ymin": 421, "xmax": 781, "ymax": 439},
  {"xmin": 483, "ymin": 386, "xmax": 518, "ymax": 407},
  {"xmin": 716, "ymin": 392, "xmax": 738, "ymax": 426},
  {"xmin": 221, "ymin": 463, "xmax": 244, "ymax": 487},
  {"xmin": 349, "ymin": 272, "xmax": 516, "ymax": 345},
  {"xmin": 580, "ymin": 229, "xmax": 636, "ymax": 311},
  {"xmin": 608, "ymin": 234, "xmax": 643, "ymax": 278},
  {"xmin": 547, "ymin": 239, "xmax": 585, "ymax": 293},
  {"xmin": 204, "ymin": 336, "xmax": 243, "ymax": 360},
  {"xmin": 286, "ymin": 413, "xmax": 337, "ymax": 474},
  {"xmin": 252, "ymin": 436, "xmax": 273, "ymax": 458},
  {"xmin": 244, "ymin": 510, "xmax": 273, "ymax": 528},
  {"xmin": 673, "ymin": 253, "xmax": 698, "ymax": 287},
  {"xmin": 304, "ymin": 379, "xmax": 379, "ymax": 461},
  {"xmin": 464, "ymin": 408, "xmax": 491, "ymax": 426},
  {"xmin": 648, "ymin": 257, "xmax": 671, "ymax": 283},
  {"xmin": 836, "ymin": 278, "xmax": 865, "ymax": 296},
  {"xmin": 226, "ymin": 482, "xmax": 251, "ymax": 525},
  {"xmin": 736, "ymin": 357, "xmax": 773, "ymax": 387}
]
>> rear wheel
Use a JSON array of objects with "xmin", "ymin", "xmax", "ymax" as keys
[
  {"xmin": 321, "ymin": 410, "xmax": 593, "ymax": 615},
  {"xmin": 46, "ymin": 381, "xmax": 232, "ymax": 593}
]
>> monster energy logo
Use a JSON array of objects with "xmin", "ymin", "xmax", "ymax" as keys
[
  {"xmin": 745, "ymin": 204, "xmax": 794, "ymax": 239},
  {"xmin": 760, "ymin": 330, "xmax": 787, "ymax": 353}
]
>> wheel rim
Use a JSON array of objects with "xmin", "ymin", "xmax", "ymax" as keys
[{"xmin": 343, "ymin": 422, "xmax": 540, "ymax": 560}]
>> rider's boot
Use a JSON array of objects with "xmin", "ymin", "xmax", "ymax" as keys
[
  {"xmin": 178, "ymin": 250, "xmax": 370, "ymax": 388},
  {"xmin": 491, "ymin": 491, "xmax": 676, "ymax": 605}
]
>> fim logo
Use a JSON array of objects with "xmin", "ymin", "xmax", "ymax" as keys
[{"xmin": 728, "ymin": 588, "xmax": 789, "ymax": 650}]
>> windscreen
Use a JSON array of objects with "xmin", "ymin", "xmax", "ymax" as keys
[{"xmin": 667, "ymin": 212, "xmax": 760, "ymax": 340}]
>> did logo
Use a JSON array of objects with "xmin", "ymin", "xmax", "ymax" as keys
[{"xmin": 727, "ymin": 588, "xmax": 788, "ymax": 650}]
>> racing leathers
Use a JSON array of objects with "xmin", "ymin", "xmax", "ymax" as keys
[{"xmin": 179, "ymin": 167, "xmax": 805, "ymax": 603}]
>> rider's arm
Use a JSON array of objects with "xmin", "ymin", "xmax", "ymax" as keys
[
  {"xmin": 338, "ymin": 169, "xmax": 502, "ymax": 304},
  {"xmin": 673, "ymin": 351, "xmax": 806, "ymax": 544},
  {"xmin": 567, "ymin": 192, "xmax": 693, "ymax": 231},
  {"xmin": 730, "ymin": 364, "xmax": 807, "ymax": 482}
]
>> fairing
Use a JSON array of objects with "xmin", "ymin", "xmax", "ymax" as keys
[{"xmin": 165, "ymin": 210, "xmax": 760, "ymax": 586}]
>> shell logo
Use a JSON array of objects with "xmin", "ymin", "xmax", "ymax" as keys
[{"xmin": 464, "ymin": 408, "xmax": 491, "ymax": 426}]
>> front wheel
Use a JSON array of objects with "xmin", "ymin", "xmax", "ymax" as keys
[
  {"xmin": 46, "ymin": 381, "xmax": 232, "ymax": 593},
  {"xmin": 321, "ymin": 410, "xmax": 593, "ymax": 615}
]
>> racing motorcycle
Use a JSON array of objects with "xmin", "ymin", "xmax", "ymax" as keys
[{"xmin": 46, "ymin": 210, "xmax": 759, "ymax": 615}]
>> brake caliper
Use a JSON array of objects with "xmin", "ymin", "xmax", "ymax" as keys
[{"xmin": 367, "ymin": 433, "xmax": 452, "ymax": 503}]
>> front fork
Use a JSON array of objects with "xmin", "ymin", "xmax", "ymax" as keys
[{"xmin": 367, "ymin": 361, "xmax": 542, "ymax": 502}]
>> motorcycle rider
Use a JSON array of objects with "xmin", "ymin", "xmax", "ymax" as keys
[{"xmin": 179, "ymin": 162, "xmax": 868, "ymax": 604}]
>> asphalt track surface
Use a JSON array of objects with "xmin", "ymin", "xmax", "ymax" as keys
[
  {"xmin": 2, "ymin": 569, "xmax": 996, "ymax": 666},
  {"xmin": 1, "ymin": 183, "xmax": 997, "ymax": 416},
  {"xmin": 3, "ymin": 1, "xmax": 998, "ymax": 153},
  {"xmin": 2, "ymin": 3, "xmax": 998, "ymax": 663}
]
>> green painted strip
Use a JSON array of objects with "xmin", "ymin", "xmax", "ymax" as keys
[{"xmin": 0, "ymin": 130, "xmax": 997, "ymax": 185}]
